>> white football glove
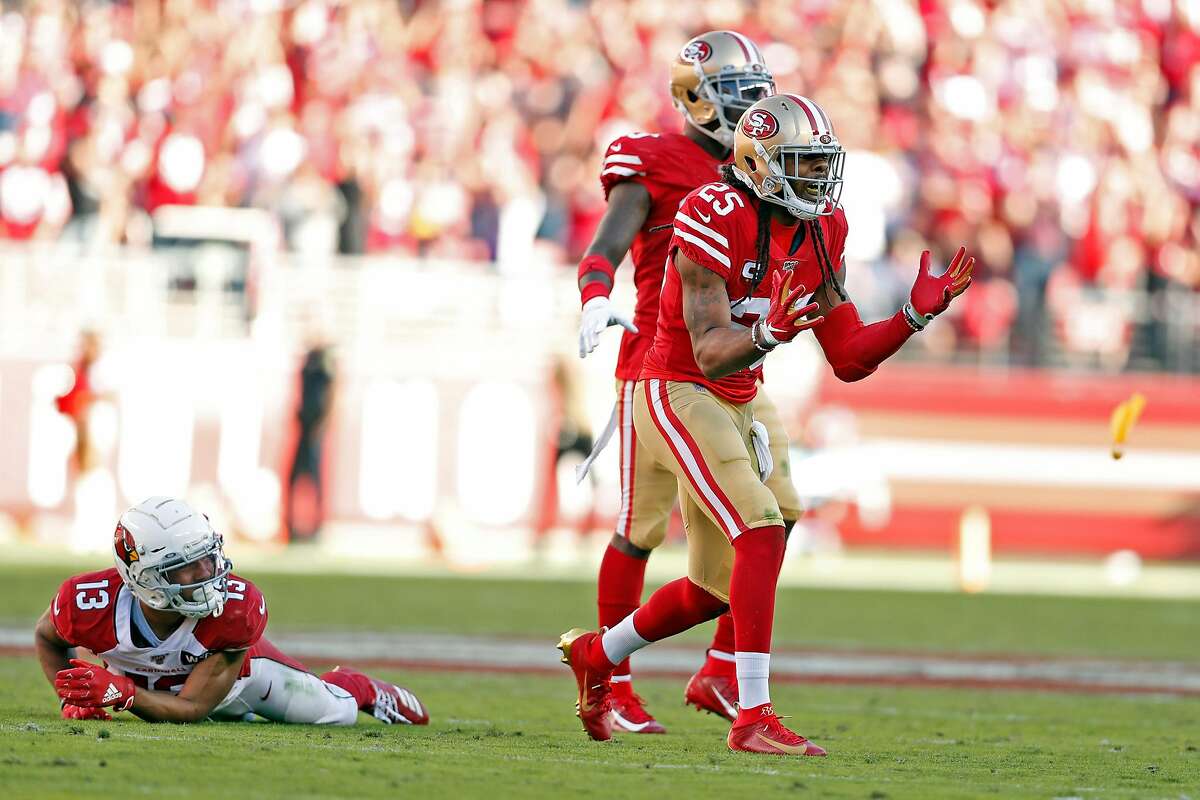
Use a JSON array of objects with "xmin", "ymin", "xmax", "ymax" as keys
[{"xmin": 579, "ymin": 297, "xmax": 638, "ymax": 358}]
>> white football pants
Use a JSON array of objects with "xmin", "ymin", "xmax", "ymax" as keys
[{"xmin": 211, "ymin": 657, "xmax": 359, "ymax": 725}]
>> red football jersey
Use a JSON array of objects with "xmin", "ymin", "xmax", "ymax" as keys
[
  {"xmin": 51, "ymin": 568, "xmax": 268, "ymax": 693},
  {"xmin": 640, "ymin": 182, "xmax": 849, "ymax": 405},
  {"xmin": 599, "ymin": 132, "xmax": 724, "ymax": 380}
]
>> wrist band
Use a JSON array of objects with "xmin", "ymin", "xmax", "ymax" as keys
[
  {"xmin": 902, "ymin": 302, "xmax": 932, "ymax": 332},
  {"xmin": 751, "ymin": 321, "xmax": 776, "ymax": 352},
  {"xmin": 578, "ymin": 254, "xmax": 616, "ymax": 307}
]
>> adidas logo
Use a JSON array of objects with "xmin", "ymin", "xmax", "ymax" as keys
[{"xmin": 102, "ymin": 683, "xmax": 122, "ymax": 705}]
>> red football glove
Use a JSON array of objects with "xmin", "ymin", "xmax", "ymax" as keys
[
  {"xmin": 755, "ymin": 270, "xmax": 823, "ymax": 349},
  {"xmin": 909, "ymin": 246, "xmax": 974, "ymax": 319},
  {"xmin": 61, "ymin": 703, "xmax": 112, "ymax": 721},
  {"xmin": 55, "ymin": 659, "xmax": 136, "ymax": 711}
]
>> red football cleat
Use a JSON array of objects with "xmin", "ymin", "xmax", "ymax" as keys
[
  {"xmin": 685, "ymin": 671, "xmax": 739, "ymax": 722},
  {"xmin": 610, "ymin": 683, "xmax": 666, "ymax": 734},
  {"xmin": 727, "ymin": 706, "xmax": 827, "ymax": 756},
  {"xmin": 557, "ymin": 627, "xmax": 614, "ymax": 741},
  {"xmin": 333, "ymin": 667, "xmax": 429, "ymax": 725}
]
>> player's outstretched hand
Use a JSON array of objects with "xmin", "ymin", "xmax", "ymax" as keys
[
  {"xmin": 55, "ymin": 658, "xmax": 136, "ymax": 711},
  {"xmin": 909, "ymin": 246, "xmax": 974, "ymax": 319},
  {"xmin": 755, "ymin": 270, "xmax": 823, "ymax": 349},
  {"xmin": 61, "ymin": 703, "xmax": 112, "ymax": 721},
  {"xmin": 579, "ymin": 296, "xmax": 638, "ymax": 358}
]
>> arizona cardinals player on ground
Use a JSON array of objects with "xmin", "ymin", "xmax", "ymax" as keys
[
  {"xmin": 35, "ymin": 497, "xmax": 428, "ymax": 726},
  {"xmin": 560, "ymin": 94, "xmax": 973, "ymax": 754},
  {"xmin": 575, "ymin": 30, "xmax": 800, "ymax": 733}
]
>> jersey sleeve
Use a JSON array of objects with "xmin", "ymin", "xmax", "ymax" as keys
[
  {"xmin": 50, "ymin": 569, "xmax": 120, "ymax": 652},
  {"xmin": 598, "ymin": 135, "xmax": 657, "ymax": 200},
  {"xmin": 670, "ymin": 185, "xmax": 742, "ymax": 280},
  {"xmin": 195, "ymin": 576, "xmax": 268, "ymax": 652},
  {"xmin": 827, "ymin": 207, "xmax": 850, "ymax": 274}
]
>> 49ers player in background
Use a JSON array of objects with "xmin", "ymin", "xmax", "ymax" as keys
[
  {"xmin": 576, "ymin": 30, "xmax": 796, "ymax": 734},
  {"xmin": 35, "ymin": 497, "xmax": 428, "ymax": 727},
  {"xmin": 561, "ymin": 94, "xmax": 973, "ymax": 754}
]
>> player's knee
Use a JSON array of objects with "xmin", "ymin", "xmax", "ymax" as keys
[
  {"xmin": 733, "ymin": 524, "xmax": 786, "ymax": 566},
  {"xmin": 683, "ymin": 578, "xmax": 730, "ymax": 618},
  {"xmin": 627, "ymin": 521, "xmax": 667, "ymax": 553}
]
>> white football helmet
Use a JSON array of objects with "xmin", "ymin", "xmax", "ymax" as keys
[{"xmin": 113, "ymin": 497, "xmax": 231, "ymax": 618}]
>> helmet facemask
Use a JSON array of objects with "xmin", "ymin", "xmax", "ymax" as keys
[
  {"xmin": 738, "ymin": 140, "xmax": 845, "ymax": 219},
  {"xmin": 127, "ymin": 537, "xmax": 232, "ymax": 619},
  {"xmin": 680, "ymin": 63, "xmax": 775, "ymax": 148}
]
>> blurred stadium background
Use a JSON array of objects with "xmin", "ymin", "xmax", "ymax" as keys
[
  {"xmin": 2, "ymin": 1, "xmax": 1200, "ymax": 797},
  {"xmin": 1, "ymin": 0, "xmax": 1200, "ymax": 589}
]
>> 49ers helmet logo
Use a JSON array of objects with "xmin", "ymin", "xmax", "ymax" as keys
[
  {"xmin": 114, "ymin": 523, "xmax": 139, "ymax": 565},
  {"xmin": 680, "ymin": 40, "xmax": 712, "ymax": 63},
  {"xmin": 742, "ymin": 110, "xmax": 779, "ymax": 139}
]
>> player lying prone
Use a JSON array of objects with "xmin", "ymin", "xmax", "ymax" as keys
[{"xmin": 34, "ymin": 496, "xmax": 428, "ymax": 726}]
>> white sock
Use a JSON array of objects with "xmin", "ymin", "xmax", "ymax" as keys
[
  {"xmin": 601, "ymin": 614, "xmax": 650, "ymax": 666},
  {"xmin": 735, "ymin": 651, "xmax": 771, "ymax": 710}
]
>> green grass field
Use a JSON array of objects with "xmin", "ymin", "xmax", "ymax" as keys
[{"xmin": 1, "ymin": 562, "xmax": 1198, "ymax": 798}]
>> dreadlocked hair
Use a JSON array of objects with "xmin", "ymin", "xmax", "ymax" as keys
[
  {"xmin": 808, "ymin": 218, "xmax": 848, "ymax": 301},
  {"xmin": 718, "ymin": 164, "xmax": 772, "ymax": 301}
]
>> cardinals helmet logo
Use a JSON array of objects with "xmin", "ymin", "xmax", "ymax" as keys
[
  {"xmin": 114, "ymin": 523, "xmax": 139, "ymax": 565},
  {"xmin": 742, "ymin": 110, "xmax": 779, "ymax": 139}
]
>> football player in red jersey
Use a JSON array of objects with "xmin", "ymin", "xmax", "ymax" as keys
[
  {"xmin": 560, "ymin": 94, "xmax": 973, "ymax": 753},
  {"xmin": 35, "ymin": 497, "xmax": 428, "ymax": 726},
  {"xmin": 576, "ymin": 30, "xmax": 797, "ymax": 733}
]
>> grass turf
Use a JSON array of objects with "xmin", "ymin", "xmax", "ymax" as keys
[
  {"xmin": 2, "ymin": 563, "xmax": 1199, "ymax": 797},
  {"xmin": 1, "ymin": 658, "xmax": 1197, "ymax": 799},
  {"xmin": 2, "ymin": 563, "xmax": 1198, "ymax": 660}
]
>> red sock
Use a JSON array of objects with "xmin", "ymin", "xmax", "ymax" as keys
[
  {"xmin": 730, "ymin": 526, "xmax": 785, "ymax": 653},
  {"xmin": 585, "ymin": 577, "xmax": 727, "ymax": 668},
  {"xmin": 710, "ymin": 612, "xmax": 736, "ymax": 654},
  {"xmin": 320, "ymin": 669, "xmax": 374, "ymax": 709},
  {"xmin": 729, "ymin": 525, "xmax": 785, "ymax": 725},
  {"xmin": 630, "ymin": 577, "xmax": 727, "ymax": 641},
  {"xmin": 597, "ymin": 541, "xmax": 647, "ymax": 678},
  {"xmin": 702, "ymin": 612, "xmax": 738, "ymax": 676}
]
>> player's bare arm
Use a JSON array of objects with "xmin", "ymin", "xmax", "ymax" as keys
[
  {"xmin": 127, "ymin": 649, "xmax": 246, "ymax": 723},
  {"xmin": 33, "ymin": 608, "xmax": 73, "ymax": 684},
  {"xmin": 577, "ymin": 181, "xmax": 650, "ymax": 357},
  {"xmin": 584, "ymin": 181, "xmax": 651, "ymax": 274},
  {"xmin": 678, "ymin": 251, "xmax": 820, "ymax": 379}
]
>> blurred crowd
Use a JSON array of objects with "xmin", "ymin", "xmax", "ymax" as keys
[{"xmin": 2, "ymin": 0, "xmax": 1199, "ymax": 370}]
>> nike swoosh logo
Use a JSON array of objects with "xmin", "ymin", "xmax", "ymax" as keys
[
  {"xmin": 711, "ymin": 685, "xmax": 737, "ymax": 719},
  {"xmin": 578, "ymin": 671, "xmax": 607, "ymax": 714},
  {"xmin": 696, "ymin": 209, "xmax": 712, "ymax": 223},
  {"xmin": 53, "ymin": 597, "xmax": 60, "ymax": 616},
  {"xmin": 611, "ymin": 710, "xmax": 650, "ymax": 732},
  {"xmin": 260, "ymin": 683, "xmax": 272, "ymax": 702},
  {"xmin": 259, "ymin": 597, "xmax": 265, "ymax": 614},
  {"xmin": 755, "ymin": 732, "xmax": 811, "ymax": 755}
]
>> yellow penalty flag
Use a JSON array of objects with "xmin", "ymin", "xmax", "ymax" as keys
[{"xmin": 1110, "ymin": 393, "xmax": 1146, "ymax": 460}]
